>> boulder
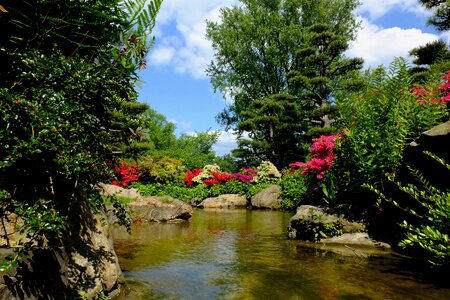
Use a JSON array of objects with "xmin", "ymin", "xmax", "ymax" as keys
[
  {"xmin": 199, "ymin": 194, "xmax": 248, "ymax": 209},
  {"xmin": 98, "ymin": 183, "xmax": 142, "ymax": 199},
  {"xmin": 320, "ymin": 232, "xmax": 390, "ymax": 249},
  {"xmin": 127, "ymin": 196, "xmax": 193, "ymax": 222},
  {"xmin": 250, "ymin": 185, "xmax": 282, "ymax": 209},
  {"xmin": 404, "ymin": 121, "xmax": 450, "ymax": 190},
  {"xmin": 288, "ymin": 205, "xmax": 366, "ymax": 242},
  {"xmin": 0, "ymin": 209, "xmax": 123, "ymax": 299}
]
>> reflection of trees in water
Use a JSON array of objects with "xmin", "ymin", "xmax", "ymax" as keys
[{"xmin": 112, "ymin": 210, "xmax": 450, "ymax": 300}]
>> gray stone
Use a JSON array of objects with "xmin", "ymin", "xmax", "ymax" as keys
[
  {"xmin": 128, "ymin": 196, "xmax": 193, "ymax": 222},
  {"xmin": 288, "ymin": 205, "xmax": 366, "ymax": 242},
  {"xmin": 250, "ymin": 185, "xmax": 282, "ymax": 209},
  {"xmin": 98, "ymin": 183, "xmax": 143, "ymax": 200},
  {"xmin": 321, "ymin": 232, "xmax": 390, "ymax": 249},
  {"xmin": 0, "ymin": 210, "xmax": 122, "ymax": 299},
  {"xmin": 199, "ymin": 194, "xmax": 248, "ymax": 209},
  {"xmin": 405, "ymin": 121, "xmax": 450, "ymax": 190}
]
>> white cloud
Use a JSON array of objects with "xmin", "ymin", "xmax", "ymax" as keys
[
  {"xmin": 150, "ymin": 46, "xmax": 176, "ymax": 65},
  {"xmin": 358, "ymin": 0, "xmax": 429, "ymax": 20},
  {"xmin": 347, "ymin": 17, "xmax": 438, "ymax": 68},
  {"xmin": 213, "ymin": 130, "xmax": 238, "ymax": 156},
  {"xmin": 149, "ymin": 0, "xmax": 240, "ymax": 79},
  {"xmin": 149, "ymin": 1, "xmax": 437, "ymax": 78}
]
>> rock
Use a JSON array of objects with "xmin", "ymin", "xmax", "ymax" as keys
[
  {"xmin": 250, "ymin": 185, "xmax": 282, "ymax": 209},
  {"xmin": 98, "ymin": 183, "xmax": 142, "ymax": 200},
  {"xmin": 199, "ymin": 194, "xmax": 248, "ymax": 209},
  {"xmin": 288, "ymin": 205, "xmax": 366, "ymax": 242},
  {"xmin": 0, "ymin": 209, "xmax": 123, "ymax": 299},
  {"xmin": 405, "ymin": 121, "xmax": 450, "ymax": 190},
  {"xmin": 321, "ymin": 232, "xmax": 390, "ymax": 249},
  {"xmin": 127, "ymin": 196, "xmax": 193, "ymax": 222}
]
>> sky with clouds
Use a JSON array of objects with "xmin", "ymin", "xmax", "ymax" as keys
[{"xmin": 137, "ymin": 0, "xmax": 446, "ymax": 155}]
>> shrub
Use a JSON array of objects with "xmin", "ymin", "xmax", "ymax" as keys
[
  {"xmin": 138, "ymin": 155, "xmax": 186, "ymax": 184},
  {"xmin": 334, "ymin": 59, "xmax": 449, "ymax": 201},
  {"xmin": 280, "ymin": 171, "xmax": 307, "ymax": 209},
  {"xmin": 254, "ymin": 161, "xmax": 281, "ymax": 182},
  {"xmin": 367, "ymin": 152, "xmax": 450, "ymax": 268}
]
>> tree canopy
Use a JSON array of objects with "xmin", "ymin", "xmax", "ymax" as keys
[{"xmin": 206, "ymin": 0, "xmax": 362, "ymax": 167}]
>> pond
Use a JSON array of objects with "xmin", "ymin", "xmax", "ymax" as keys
[{"xmin": 112, "ymin": 209, "xmax": 450, "ymax": 300}]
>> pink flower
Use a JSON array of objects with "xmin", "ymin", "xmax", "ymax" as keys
[{"xmin": 287, "ymin": 134, "xmax": 342, "ymax": 180}]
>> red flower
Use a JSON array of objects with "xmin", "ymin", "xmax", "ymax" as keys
[{"xmin": 113, "ymin": 162, "xmax": 140, "ymax": 187}]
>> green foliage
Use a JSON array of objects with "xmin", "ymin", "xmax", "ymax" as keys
[
  {"xmin": 235, "ymin": 94, "xmax": 307, "ymax": 168},
  {"xmin": 279, "ymin": 171, "xmax": 307, "ymax": 209},
  {"xmin": 138, "ymin": 156, "xmax": 186, "ymax": 184},
  {"xmin": 367, "ymin": 152, "xmax": 450, "ymax": 268},
  {"xmin": 292, "ymin": 209, "xmax": 343, "ymax": 242},
  {"xmin": 409, "ymin": 40, "xmax": 450, "ymax": 82},
  {"xmin": 335, "ymin": 59, "xmax": 448, "ymax": 200},
  {"xmin": 164, "ymin": 132, "xmax": 220, "ymax": 170},
  {"xmin": 287, "ymin": 22, "xmax": 364, "ymax": 133},
  {"xmin": 141, "ymin": 107, "xmax": 177, "ymax": 151},
  {"xmin": 0, "ymin": 0, "xmax": 161, "ymax": 273},
  {"xmin": 419, "ymin": 0, "xmax": 450, "ymax": 31},
  {"xmin": 134, "ymin": 180, "xmax": 273, "ymax": 205}
]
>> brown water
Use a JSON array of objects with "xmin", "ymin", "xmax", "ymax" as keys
[{"xmin": 112, "ymin": 209, "xmax": 450, "ymax": 300}]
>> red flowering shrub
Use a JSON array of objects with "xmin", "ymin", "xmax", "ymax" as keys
[
  {"xmin": 413, "ymin": 70, "xmax": 450, "ymax": 105},
  {"xmin": 113, "ymin": 162, "xmax": 139, "ymax": 187},
  {"xmin": 183, "ymin": 167, "xmax": 257, "ymax": 186},
  {"xmin": 287, "ymin": 134, "xmax": 342, "ymax": 180},
  {"xmin": 183, "ymin": 168, "xmax": 202, "ymax": 186}
]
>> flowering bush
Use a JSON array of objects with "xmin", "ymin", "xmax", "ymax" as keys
[
  {"xmin": 288, "ymin": 134, "xmax": 342, "ymax": 180},
  {"xmin": 253, "ymin": 161, "xmax": 281, "ymax": 182},
  {"xmin": 413, "ymin": 70, "xmax": 450, "ymax": 105},
  {"xmin": 183, "ymin": 165, "xmax": 258, "ymax": 186},
  {"xmin": 113, "ymin": 162, "xmax": 139, "ymax": 187},
  {"xmin": 183, "ymin": 168, "xmax": 202, "ymax": 186}
]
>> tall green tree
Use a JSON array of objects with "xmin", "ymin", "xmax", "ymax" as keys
[
  {"xmin": 206, "ymin": 0, "xmax": 361, "ymax": 166},
  {"xmin": 287, "ymin": 23, "xmax": 364, "ymax": 136},
  {"xmin": 0, "ymin": 0, "xmax": 162, "ymax": 282}
]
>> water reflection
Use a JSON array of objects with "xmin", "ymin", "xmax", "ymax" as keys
[{"xmin": 112, "ymin": 209, "xmax": 450, "ymax": 300}]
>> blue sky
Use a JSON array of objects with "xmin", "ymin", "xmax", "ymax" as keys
[{"xmin": 137, "ymin": 0, "xmax": 447, "ymax": 155}]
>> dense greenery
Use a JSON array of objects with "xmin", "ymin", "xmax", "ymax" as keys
[
  {"xmin": 367, "ymin": 152, "xmax": 450, "ymax": 267},
  {"xmin": 0, "ymin": 0, "xmax": 162, "ymax": 271},
  {"xmin": 334, "ymin": 59, "xmax": 448, "ymax": 203}
]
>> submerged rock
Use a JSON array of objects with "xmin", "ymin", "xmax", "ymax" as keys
[
  {"xmin": 127, "ymin": 196, "xmax": 193, "ymax": 222},
  {"xmin": 199, "ymin": 194, "xmax": 248, "ymax": 209},
  {"xmin": 288, "ymin": 205, "xmax": 370, "ymax": 245},
  {"xmin": 251, "ymin": 185, "xmax": 282, "ymax": 209}
]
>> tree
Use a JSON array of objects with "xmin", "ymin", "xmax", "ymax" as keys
[
  {"xmin": 409, "ymin": 40, "xmax": 450, "ymax": 82},
  {"xmin": 141, "ymin": 107, "xmax": 177, "ymax": 151},
  {"xmin": 420, "ymin": 0, "xmax": 450, "ymax": 31},
  {"xmin": 234, "ymin": 94, "xmax": 307, "ymax": 167},
  {"xmin": 206, "ymin": 0, "xmax": 361, "ymax": 166},
  {"xmin": 170, "ymin": 132, "xmax": 220, "ymax": 169},
  {"xmin": 287, "ymin": 23, "xmax": 364, "ymax": 135},
  {"xmin": 0, "ymin": 0, "xmax": 162, "ymax": 278},
  {"xmin": 408, "ymin": 1, "xmax": 450, "ymax": 82}
]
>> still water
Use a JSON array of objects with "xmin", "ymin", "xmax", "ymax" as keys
[{"xmin": 112, "ymin": 209, "xmax": 450, "ymax": 300}]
